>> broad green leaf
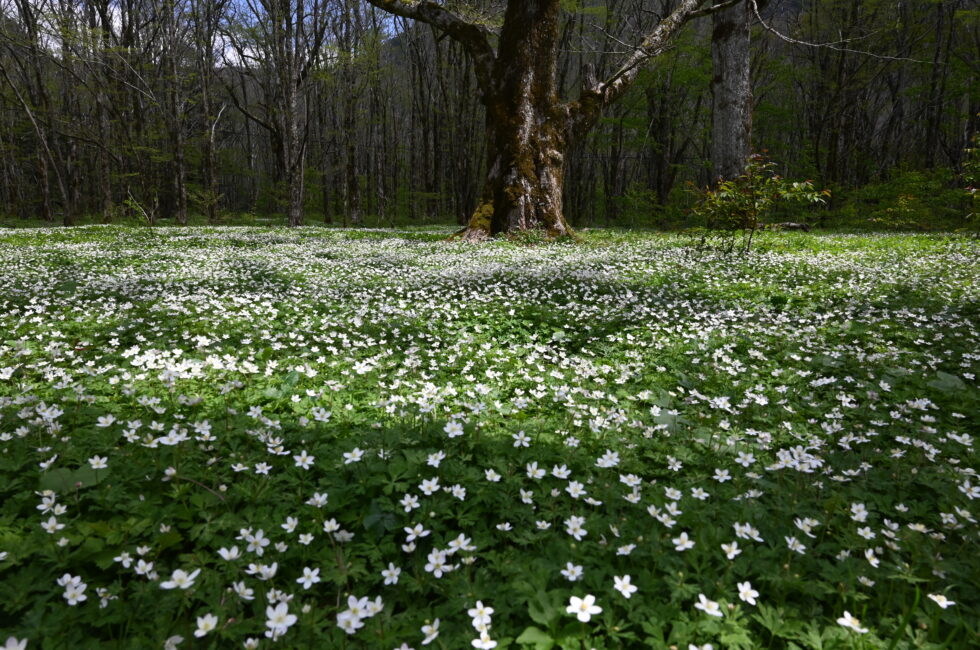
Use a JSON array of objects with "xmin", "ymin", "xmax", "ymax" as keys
[
  {"xmin": 928, "ymin": 371, "xmax": 965, "ymax": 393},
  {"xmin": 39, "ymin": 466, "xmax": 107, "ymax": 493},
  {"xmin": 515, "ymin": 626, "xmax": 554, "ymax": 649},
  {"xmin": 526, "ymin": 590, "xmax": 564, "ymax": 629}
]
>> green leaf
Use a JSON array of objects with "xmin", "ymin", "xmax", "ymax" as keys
[
  {"xmin": 363, "ymin": 499, "xmax": 398, "ymax": 537},
  {"xmin": 515, "ymin": 626, "xmax": 555, "ymax": 649},
  {"xmin": 282, "ymin": 370, "xmax": 301, "ymax": 389},
  {"xmin": 720, "ymin": 629, "xmax": 755, "ymax": 650},
  {"xmin": 928, "ymin": 371, "xmax": 965, "ymax": 393},
  {"xmin": 156, "ymin": 530, "xmax": 184, "ymax": 553},
  {"xmin": 39, "ymin": 466, "xmax": 107, "ymax": 493},
  {"xmin": 526, "ymin": 590, "xmax": 564, "ymax": 629},
  {"xmin": 753, "ymin": 604, "xmax": 802, "ymax": 639},
  {"xmin": 555, "ymin": 621, "xmax": 589, "ymax": 645}
]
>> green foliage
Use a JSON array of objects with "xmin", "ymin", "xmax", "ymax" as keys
[
  {"xmin": 122, "ymin": 192, "xmax": 157, "ymax": 227},
  {"xmin": 560, "ymin": 0, "xmax": 607, "ymax": 18},
  {"xmin": 963, "ymin": 123, "xmax": 980, "ymax": 223},
  {"xmin": 871, "ymin": 193, "xmax": 928, "ymax": 231},
  {"xmin": 0, "ymin": 227, "xmax": 977, "ymax": 648},
  {"xmin": 689, "ymin": 155, "xmax": 829, "ymax": 250},
  {"xmin": 830, "ymin": 169, "xmax": 967, "ymax": 231},
  {"xmin": 615, "ymin": 182, "xmax": 660, "ymax": 226},
  {"xmin": 187, "ymin": 185, "xmax": 223, "ymax": 221}
]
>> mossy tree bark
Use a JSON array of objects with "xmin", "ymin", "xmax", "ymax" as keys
[
  {"xmin": 365, "ymin": 0, "xmax": 722, "ymax": 239},
  {"xmin": 463, "ymin": 0, "xmax": 570, "ymax": 241}
]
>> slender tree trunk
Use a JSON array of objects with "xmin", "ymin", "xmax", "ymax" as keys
[
  {"xmin": 315, "ymin": 94, "xmax": 332, "ymax": 224},
  {"xmin": 320, "ymin": 134, "xmax": 332, "ymax": 225},
  {"xmin": 191, "ymin": 0, "xmax": 226, "ymax": 222},
  {"xmin": 60, "ymin": 50, "xmax": 78, "ymax": 227},
  {"xmin": 91, "ymin": 1, "xmax": 114, "ymax": 222},
  {"xmin": 602, "ymin": 113, "xmax": 626, "ymax": 225},
  {"xmin": 37, "ymin": 153, "xmax": 53, "ymax": 222},
  {"xmin": 170, "ymin": 81, "xmax": 189, "ymax": 225},
  {"xmin": 342, "ymin": 70, "xmax": 361, "ymax": 225},
  {"xmin": 204, "ymin": 101, "xmax": 223, "ymax": 223},
  {"xmin": 98, "ymin": 106, "xmax": 113, "ymax": 222},
  {"xmin": 240, "ymin": 78, "xmax": 259, "ymax": 211},
  {"xmin": 0, "ymin": 125, "xmax": 11, "ymax": 216},
  {"xmin": 346, "ymin": 139, "xmax": 361, "ymax": 225},
  {"xmin": 169, "ymin": 36, "xmax": 188, "ymax": 225},
  {"xmin": 322, "ymin": 168, "xmax": 332, "ymax": 223},
  {"xmin": 710, "ymin": 0, "xmax": 752, "ymax": 181},
  {"xmin": 64, "ymin": 139, "xmax": 79, "ymax": 226},
  {"xmin": 331, "ymin": 109, "xmax": 346, "ymax": 226}
]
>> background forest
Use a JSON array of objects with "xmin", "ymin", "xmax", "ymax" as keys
[{"xmin": 0, "ymin": 0, "xmax": 978, "ymax": 230}]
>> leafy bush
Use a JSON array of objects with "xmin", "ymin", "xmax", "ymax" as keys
[
  {"xmin": 963, "ymin": 126, "xmax": 979, "ymax": 223},
  {"xmin": 689, "ymin": 155, "xmax": 829, "ymax": 251},
  {"xmin": 831, "ymin": 169, "xmax": 965, "ymax": 231}
]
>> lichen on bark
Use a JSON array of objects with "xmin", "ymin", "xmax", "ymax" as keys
[{"xmin": 455, "ymin": 0, "xmax": 577, "ymax": 242}]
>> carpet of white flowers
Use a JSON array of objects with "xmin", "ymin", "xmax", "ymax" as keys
[{"xmin": 0, "ymin": 226, "xmax": 978, "ymax": 649}]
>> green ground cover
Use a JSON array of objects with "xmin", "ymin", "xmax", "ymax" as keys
[{"xmin": 0, "ymin": 226, "xmax": 977, "ymax": 649}]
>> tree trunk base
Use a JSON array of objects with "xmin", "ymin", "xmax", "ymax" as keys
[
  {"xmin": 450, "ymin": 222, "xmax": 579, "ymax": 243},
  {"xmin": 451, "ymin": 225, "xmax": 492, "ymax": 242},
  {"xmin": 449, "ymin": 191, "xmax": 578, "ymax": 243}
]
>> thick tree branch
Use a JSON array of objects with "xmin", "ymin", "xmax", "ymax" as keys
[
  {"xmin": 363, "ymin": 0, "xmax": 495, "ymax": 94},
  {"xmin": 568, "ymin": 0, "xmax": 708, "ymax": 136}
]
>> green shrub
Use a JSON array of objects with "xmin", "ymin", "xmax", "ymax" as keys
[
  {"xmin": 832, "ymin": 169, "xmax": 965, "ymax": 231},
  {"xmin": 689, "ymin": 155, "xmax": 829, "ymax": 251},
  {"xmin": 963, "ymin": 126, "xmax": 979, "ymax": 224}
]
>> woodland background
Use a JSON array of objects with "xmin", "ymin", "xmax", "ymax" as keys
[{"xmin": 0, "ymin": 0, "xmax": 977, "ymax": 229}]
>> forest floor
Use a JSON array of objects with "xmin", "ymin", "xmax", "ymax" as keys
[{"xmin": 0, "ymin": 226, "xmax": 978, "ymax": 649}]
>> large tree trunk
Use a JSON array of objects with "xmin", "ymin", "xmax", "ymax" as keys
[
  {"xmin": 285, "ymin": 124, "xmax": 305, "ymax": 227},
  {"xmin": 463, "ymin": 112, "xmax": 570, "ymax": 240},
  {"xmin": 284, "ymin": 67, "xmax": 304, "ymax": 227},
  {"xmin": 366, "ymin": 0, "xmax": 710, "ymax": 239},
  {"xmin": 710, "ymin": 0, "xmax": 752, "ymax": 181},
  {"xmin": 459, "ymin": 0, "xmax": 573, "ymax": 240}
]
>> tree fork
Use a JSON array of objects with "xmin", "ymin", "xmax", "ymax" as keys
[{"xmin": 366, "ymin": 0, "xmax": 716, "ymax": 239}]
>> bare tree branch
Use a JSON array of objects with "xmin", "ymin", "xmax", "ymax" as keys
[
  {"xmin": 362, "ymin": 0, "xmax": 495, "ymax": 94},
  {"xmin": 748, "ymin": 0, "xmax": 931, "ymax": 65}
]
